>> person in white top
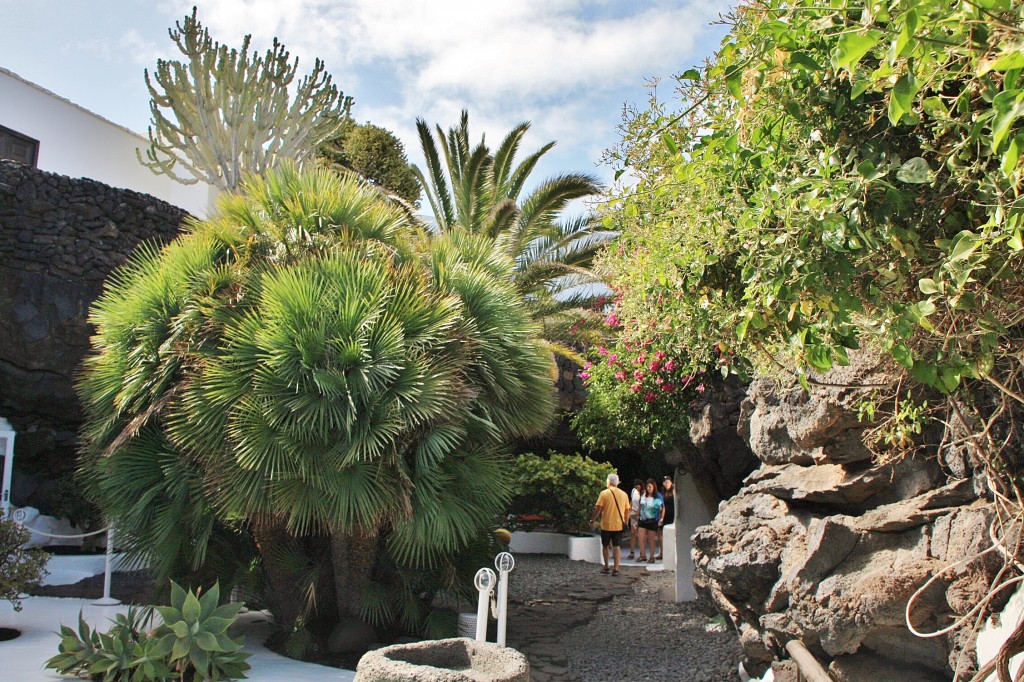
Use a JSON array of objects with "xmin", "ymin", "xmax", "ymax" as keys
[{"xmin": 627, "ymin": 479, "xmax": 642, "ymax": 560}]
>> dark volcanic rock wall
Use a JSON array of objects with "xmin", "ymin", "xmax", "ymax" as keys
[
  {"xmin": 692, "ymin": 350, "xmax": 1001, "ymax": 681},
  {"xmin": 0, "ymin": 161, "xmax": 187, "ymax": 486}
]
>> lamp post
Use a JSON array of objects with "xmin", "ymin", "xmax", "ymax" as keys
[
  {"xmin": 473, "ymin": 567, "xmax": 496, "ymax": 642},
  {"xmin": 494, "ymin": 551, "xmax": 514, "ymax": 647}
]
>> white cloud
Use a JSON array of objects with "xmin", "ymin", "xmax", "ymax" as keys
[
  {"xmin": 170, "ymin": 1, "xmax": 720, "ymax": 100},
  {"xmin": 132, "ymin": 0, "xmax": 729, "ymax": 185}
]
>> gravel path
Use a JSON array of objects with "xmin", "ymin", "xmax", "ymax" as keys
[{"xmin": 507, "ymin": 555, "xmax": 742, "ymax": 681}]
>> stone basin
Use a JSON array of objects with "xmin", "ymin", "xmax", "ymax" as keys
[{"xmin": 354, "ymin": 637, "xmax": 530, "ymax": 682}]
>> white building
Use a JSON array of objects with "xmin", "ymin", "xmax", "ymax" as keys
[{"xmin": 0, "ymin": 66, "xmax": 215, "ymax": 216}]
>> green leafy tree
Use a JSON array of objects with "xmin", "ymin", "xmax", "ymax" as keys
[
  {"xmin": 77, "ymin": 165, "xmax": 556, "ymax": 649},
  {"xmin": 588, "ymin": 0, "xmax": 1024, "ymax": 466},
  {"xmin": 140, "ymin": 7, "xmax": 351, "ymax": 191},
  {"xmin": 413, "ymin": 110, "xmax": 610, "ymax": 356},
  {"xmin": 319, "ymin": 119, "xmax": 421, "ymax": 207},
  {"xmin": 507, "ymin": 452, "xmax": 614, "ymax": 533}
]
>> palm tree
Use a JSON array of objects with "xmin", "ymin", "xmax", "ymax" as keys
[
  {"xmin": 77, "ymin": 165, "xmax": 556, "ymax": 647},
  {"xmin": 412, "ymin": 111, "xmax": 610, "ymax": 356}
]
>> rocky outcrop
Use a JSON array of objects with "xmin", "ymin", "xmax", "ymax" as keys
[
  {"xmin": 685, "ymin": 375, "xmax": 759, "ymax": 498},
  {"xmin": 692, "ymin": 351, "xmax": 1003, "ymax": 679},
  {"xmin": 0, "ymin": 161, "xmax": 187, "ymax": 493}
]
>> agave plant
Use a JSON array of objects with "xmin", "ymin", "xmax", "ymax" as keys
[
  {"xmin": 77, "ymin": 165, "xmax": 556, "ymax": 648},
  {"xmin": 153, "ymin": 582, "xmax": 249, "ymax": 680},
  {"xmin": 46, "ymin": 584, "xmax": 249, "ymax": 682},
  {"xmin": 413, "ymin": 110, "xmax": 610, "ymax": 357}
]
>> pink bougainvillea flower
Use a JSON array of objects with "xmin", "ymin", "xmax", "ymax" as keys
[
  {"xmin": 664, "ymin": 359, "xmax": 676, "ymax": 371},
  {"xmin": 579, "ymin": 372, "xmax": 590, "ymax": 380},
  {"xmin": 608, "ymin": 354, "xmax": 618, "ymax": 365},
  {"xmin": 638, "ymin": 352, "xmax": 647, "ymax": 364},
  {"xmin": 604, "ymin": 313, "xmax": 620, "ymax": 326},
  {"xmin": 654, "ymin": 376, "xmax": 664, "ymax": 385},
  {"xmin": 583, "ymin": 361, "xmax": 593, "ymax": 370},
  {"xmin": 696, "ymin": 384, "xmax": 706, "ymax": 393},
  {"xmin": 631, "ymin": 383, "xmax": 642, "ymax": 393},
  {"xmin": 655, "ymin": 350, "xmax": 667, "ymax": 360},
  {"xmin": 633, "ymin": 369, "xmax": 645, "ymax": 381},
  {"xmin": 614, "ymin": 371, "xmax": 627, "ymax": 381},
  {"xmin": 662, "ymin": 382, "xmax": 675, "ymax": 392},
  {"xmin": 649, "ymin": 361, "xmax": 662, "ymax": 372},
  {"xmin": 643, "ymin": 391, "xmax": 657, "ymax": 403},
  {"xmin": 598, "ymin": 346, "xmax": 608, "ymax": 356}
]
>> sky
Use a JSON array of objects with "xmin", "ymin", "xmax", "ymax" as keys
[{"xmin": 0, "ymin": 0, "xmax": 732, "ymax": 198}]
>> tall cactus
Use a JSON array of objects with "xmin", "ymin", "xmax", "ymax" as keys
[{"xmin": 138, "ymin": 7, "xmax": 352, "ymax": 192}]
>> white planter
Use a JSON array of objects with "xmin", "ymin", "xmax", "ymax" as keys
[
  {"xmin": 508, "ymin": 531, "xmax": 605, "ymax": 564},
  {"xmin": 566, "ymin": 535, "xmax": 603, "ymax": 564},
  {"xmin": 508, "ymin": 531, "xmax": 567, "ymax": 555}
]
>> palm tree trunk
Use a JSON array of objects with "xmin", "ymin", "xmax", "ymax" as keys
[
  {"xmin": 330, "ymin": 529, "xmax": 379, "ymax": 619},
  {"xmin": 251, "ymin": 517, "xmax": 304, "ymax": 629}
]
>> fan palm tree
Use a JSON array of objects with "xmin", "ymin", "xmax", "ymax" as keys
[
  {"xmin": 77, "ymin": 165, "xmax": 556, "ymax": 645},
  {"xmin": 412, "ymin": 111, "xmax": 610, "ymax": 356}
]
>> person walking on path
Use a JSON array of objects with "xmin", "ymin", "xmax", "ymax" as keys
[
  {"xmin": 637, "ymin": 478, "xmax": 665, "ymax": 563},
  {"xmin": 591, "ymin": 473, "xmax": 630, "ymax": 576},
  {"xmin": 627, "ymin": 479, "xmax": 642, "ymax": 559}
]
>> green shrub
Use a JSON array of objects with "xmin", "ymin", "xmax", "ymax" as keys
[
  {"xmin": 507, "ymin": 452, "xmax": 615, "ymax": 534},
  {"xmin": 46, "ymin": 581, "xmax": 250, "ymax": 681},
  {"xmin": 0, "ymin": 518, "xmax": 49, "ymax": 611}
]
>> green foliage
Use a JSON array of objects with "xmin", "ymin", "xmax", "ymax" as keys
[
  {"xmin": 572, "ymin": 339, "xmax": 716, "ymax": 452},
  {"xmin": 76, "ymin": 164, "xmax": 556, "ymax": 640},
  {"xmin": 153, "ymin": 582, "xmax": 249, "ymax": 680},
  {"xmin": 319, "ymin": 119, "xmax": 421, "ymax": 207},
  {"xmin": 0, "ymin": 518, "xmax": 49, "ymax": 611},
  {"xmin": 140, "ymin": 7, "xmax": 351, "ymax": 191},
  {"xmin": 413, "ymin": 110, "xmax": 610, "ymax": 357},
  {"xmin": 47, "ymin": 608, "xmax": 172, "ymax": 682},
  {"xmin": 46, "ymin": 583, "xmax": 249, "ymax": 682},
  {"xmin": 507, "ymin": 452, "xmax": 615, "ymax": 533},
  {"xmin": 597, "ymin": 0, "xmax": 1024, "ymax": 452}
]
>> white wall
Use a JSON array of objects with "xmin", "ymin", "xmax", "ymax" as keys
[
  {"xmin": 0, "ymin": 68, "xmax": 215, "ymax": 216},
  {"xmin": 674, "ymin": 472, "xmax": 717, "ymax": 601}
]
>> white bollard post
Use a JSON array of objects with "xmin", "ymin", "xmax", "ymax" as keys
[
  {"xmin": 494, "ymin": 551, "xmax": 514, "ymax": 647},
  {"xmin": 93, "ymin": 525, "xmax": 120, "ymax": 606},
  {"xmin": 473, "ymin": 568, "xmax": 496, "ymax": 642}
]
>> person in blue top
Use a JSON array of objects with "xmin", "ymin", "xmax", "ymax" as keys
[{"xmin": 637, "ymin": 478, "xmax": 664, "ymax": 563}]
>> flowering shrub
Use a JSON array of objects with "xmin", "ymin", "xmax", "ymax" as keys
[{"xmin": 572, "ymin": 313, "xmax": 719, "ymax": 451}]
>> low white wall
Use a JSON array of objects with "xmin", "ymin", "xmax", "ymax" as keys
[
  {"xmin": 509, "ymin": 531, "xmax": 604, "ymax": 564},
  {"xmin": 508, "ymin": 531, "xmax": 567, "ymax": 554},
  {"xmin": 566, "ymin": 535, "xmax": 603, "ymax": 563},
  {"xmin": 674, "ymin": 472, "xmax": 716, "ymax": 602}
]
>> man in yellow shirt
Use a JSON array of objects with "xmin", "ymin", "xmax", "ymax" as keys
[{"xmin": 590, "ymin": 473, "xmax": 630, "ymax": 576}]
